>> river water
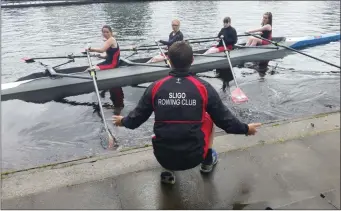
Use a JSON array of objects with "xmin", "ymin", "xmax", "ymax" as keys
[{"xmin": 1, "ymin": 1, "xmax": 340, "ymax": 171}]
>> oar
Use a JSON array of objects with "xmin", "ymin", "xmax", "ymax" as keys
[
  {"xmin": 120, "ymin": 46, "xmax": 160, "ymax": 52},
  {"xmin": 85, "ymin": 49, "xmax": 117, "ymax": 150},
  {"xmin": 134, "ymin": 34, "xmax": 257, "ymax": 49},
  {"xmin": 245, "ymin": 32, "xmax": 341, "ymax": 69},
  {"xmin": 221, "ymin": 35, "xmax": 248, "ymax": 104},
  {"xmin": 21, "ymin": 54, "xmax": 97, "ymax": 63},
  {"xmin": 154, "ymin": 40, "xmax": 172, "ymax": 68}
]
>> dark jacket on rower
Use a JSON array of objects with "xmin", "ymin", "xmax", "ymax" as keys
[
  {"xmin": 217, "ymin": 26, "xmax": 238, "ymax": 47},
  {"xmin": 97, "ymin": 43, "xmax": 120, "ymax": 70},
  {"xmin": 261, "ymin": 29, "xmax": 272, "ymax": 40},
  {"xmin": 121, "ymin": 70, "xmax": 249, "ymax": 170},
  {"xmin": 159, "ymin": 31, "xmax": 184, "ymax": 48}
]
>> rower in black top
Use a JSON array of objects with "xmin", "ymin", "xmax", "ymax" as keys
[
  {"xmin": 159, "ymin": 29, "xmax": 184, "ymax": 48},
  {"xmin": 204, "ymin": 16, "xmax": 237, "ymax": 54},
  {"xmin": 147, "ymin": 19, "xmax": 184, "ymax": 63}
]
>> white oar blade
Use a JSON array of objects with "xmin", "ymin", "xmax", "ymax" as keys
[{"xmin": 231, "ymin": 87, "xmax": 248, "ymax": 104}]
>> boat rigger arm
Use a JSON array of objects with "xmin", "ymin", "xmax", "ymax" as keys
[
  {"xmin": 198, "ymin": 78, "xmax": 249, "ymax": 135},
  {"xmin": 121, "ymin": 83, "xmax": 155, "ymax": 129}
]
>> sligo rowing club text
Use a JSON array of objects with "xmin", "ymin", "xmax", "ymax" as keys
[{"xmin": 157, "ymin": 92, "xmax": 196, "ymax": 106}]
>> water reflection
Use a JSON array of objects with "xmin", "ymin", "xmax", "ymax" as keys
[
  {"xmin": 103, "ymin": 2, "xmax": 152, "ymax": 40},
  {"xmin": 1, "ymin": 1, "xmax": 340, "ymax": 170}
]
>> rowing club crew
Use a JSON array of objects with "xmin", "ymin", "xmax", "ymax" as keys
[
  {"xmin": 87, "ymin": 25, "xmax": 124, "ymax": 115},
  {"xmin": 87, "ymin": 12, "xmax": 272, "ymax": 113}
]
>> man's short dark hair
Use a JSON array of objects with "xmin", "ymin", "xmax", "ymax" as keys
[{"xmin": 168, "ymin": 41, "xmax": 193, "ymax": 69}]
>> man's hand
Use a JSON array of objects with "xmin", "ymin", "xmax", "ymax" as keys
[
  {"xmin": 247, "ymin": 123, "xmax": 262, "ymax": 135},
  {"xmin": 113, "ymin": 115, "xmax": 124, "ymax": 127}
]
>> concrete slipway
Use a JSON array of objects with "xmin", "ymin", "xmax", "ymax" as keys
[{"xmin": 1, "ymin": 111, "xmax": 340, "ymax": 209}]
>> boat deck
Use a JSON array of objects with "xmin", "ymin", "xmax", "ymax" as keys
[{"xmin": 1, "ymin": 41, "xmax": 293, "ymax": 103}]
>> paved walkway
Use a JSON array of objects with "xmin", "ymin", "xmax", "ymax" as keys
[{"xmin": 1, "ymin": 112, "xmax": 340, "ymax": 209}]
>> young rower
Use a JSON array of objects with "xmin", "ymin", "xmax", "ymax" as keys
[
  {"xmin": 204, "ymin": 17, "xmax": 237, "ymax": 54},
  {"xmin": 146, "ymin": 19, "xmax": 184, "ymax": 63},
  {"xmin": 245, "ymin": 12, "xmax": 273, "ymax": 46},
  {"xmin": 87, "ymin": 25, "xmax": 124, "ymax": 115}
]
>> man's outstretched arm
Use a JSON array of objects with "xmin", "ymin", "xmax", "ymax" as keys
[
  {"xmin": 202, "ymin": 80, "xmax": 260, "ymax": 135},
  {"xmin": 114, "ymin": 84, "xmax": 154, "ymax": 129}
]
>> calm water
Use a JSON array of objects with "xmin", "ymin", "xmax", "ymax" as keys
[{"xmin": 1, "ymin": 1, "xmax": 340, "ymax": 171}]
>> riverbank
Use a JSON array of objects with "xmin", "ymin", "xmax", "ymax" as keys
[{"xmin": 1, "ymin": 111, "xmax": 340, "ymax": 209}]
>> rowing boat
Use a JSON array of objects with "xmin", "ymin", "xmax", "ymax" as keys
[{"xmin": 1, "ymin": 32, "xmax": 340, "ymax": 103}]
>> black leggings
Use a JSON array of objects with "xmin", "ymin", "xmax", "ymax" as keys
[{"xmin": 109, "ymin": 87, "xmax": 124, "ymax": 108}]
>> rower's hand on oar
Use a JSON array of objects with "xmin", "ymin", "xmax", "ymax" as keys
[
  {"xmin": 247, "ymin": 123, "xmax": 262, "ymax": 136},
  {"xmin": 113, "ymin": 115, "xmax": 124, "ymax": 127},
  {"xmin": 131, "ymin": 45, "xmax": 137, "ymax": 51},
  {"xmin": 84, "ymin": 66, "xmax": 98, "ymax": 72},
  {"xmin": 85, "ymin": 46, "xmax": 93, "ymax": 52}
]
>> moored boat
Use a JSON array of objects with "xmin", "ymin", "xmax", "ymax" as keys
[{"xmin": 1, "ymin": 32, "xmax": 340, "ymax": 104}]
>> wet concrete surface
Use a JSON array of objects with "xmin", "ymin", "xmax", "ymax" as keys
[{"xmin": 2, "ymin": 130, "xmax": 339, "ymax": 210}]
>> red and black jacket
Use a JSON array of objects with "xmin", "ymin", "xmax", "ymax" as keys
[{"xmin": 122, "ymin": 70, "xmax": 249, "ymax": 170}]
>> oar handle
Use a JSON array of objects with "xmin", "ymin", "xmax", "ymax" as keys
[
  {"xmin": 155, "ymin": 40, "xmax": 172, "ymax": 68},
  {"xmin": 245, "ymin": 32, "xmax": 341, "ymax": 69}
]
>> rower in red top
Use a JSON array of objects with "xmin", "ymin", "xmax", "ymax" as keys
[
  {"xmin": 245, "ymin": 12, "xmax": 273, "ymax": 46},
  {"xmin": 147, "ymin": 19, "xmax": 184, "ymax": 63},
  {"xmin": 87, "ymin": 25, "xmax": 124, "ymax": 115},
  {"xmin": 204, "ymin": 17, "xmax": 238, "ymax": 54}
]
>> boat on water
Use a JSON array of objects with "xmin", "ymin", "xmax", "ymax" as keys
[{"xmin": 1, "ymin": 32, "xmax": 340, "ymax": 104}]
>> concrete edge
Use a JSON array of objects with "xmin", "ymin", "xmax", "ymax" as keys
[
  {"xmin": 2, "ymin": 110, "xmax": 339, "ymax": 176},
  {"xmin": 1, "ymin": 111, "xmax": 340, "ymax": 199}
]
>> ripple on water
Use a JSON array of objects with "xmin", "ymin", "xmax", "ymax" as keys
[{"xmin": 1, "ymin": 1, "xmax": 340, "ymax": 170}]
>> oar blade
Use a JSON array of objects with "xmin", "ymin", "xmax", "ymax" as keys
[
  {"xmin": 100, "ymin": 128, "xmax": 118, "ymax": 150},
  {"xmin": 231, "ymin": 87, "xmax": 248, "ymax": 104},
  {"xmin": 21, "ymin": 57, "xmax": 35, "ymax": 63}
]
